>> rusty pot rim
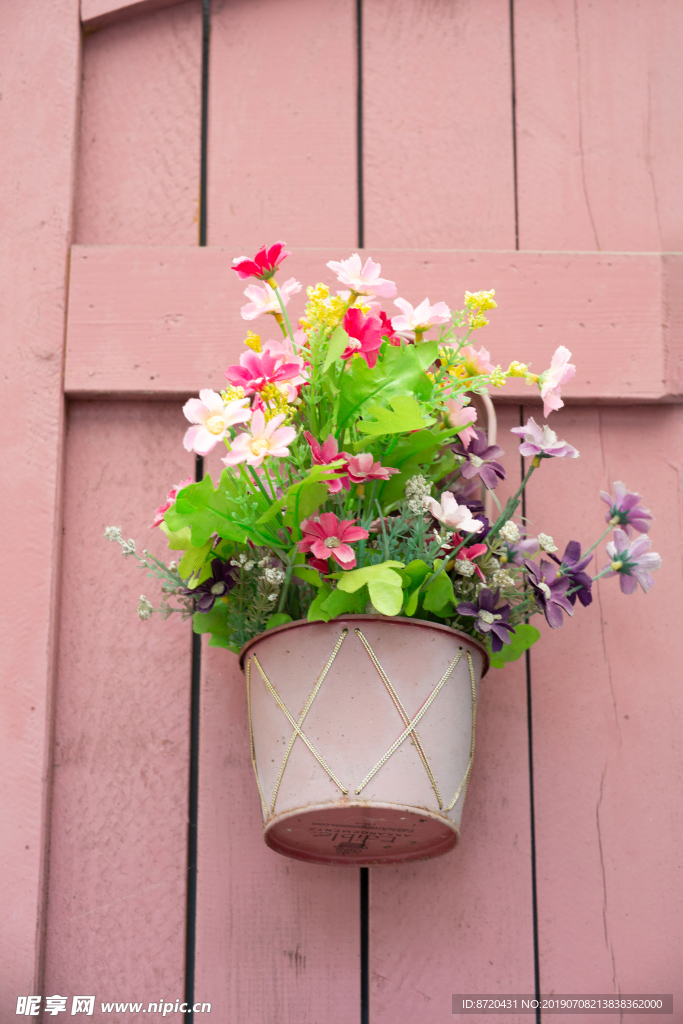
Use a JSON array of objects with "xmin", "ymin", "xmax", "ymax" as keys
[{"xmin": 238, "ymin": 613, "xmax": 489, "ymax": 676}]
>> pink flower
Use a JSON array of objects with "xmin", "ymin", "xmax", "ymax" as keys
[
  {"xmin": 326, "ymin": 253, "xmax": 397, "ymax": 298},
  {"xmin": 151, "ymin": 477, "xmax": 193, "ymax": 528},
  {"xmin": 225, "ymin": 349, "xmax": 303, "ymax": 395},
  {"xmin": 603, "ymin": 528, "xmax": 662, "ymax": 595},
  {"xmin": 222, "ymin": 410, "xmax": 296, "ymax": 468},
  {"xmin": 456, "ymin": 345, "xmax": 496, "ymax": 376},
  {"xmin": 538, "ymin": 346, "xmax": 576, "ymax": 417},
  {"xmin": 341, "ymin": 308, "xmax": 383, "ymax": 368},
  {"xmin": 391, "ymin": 297, "xmax": 451, "ymax": 335},
  {"xmin": 445, "ymin": 396, "xmax": 478, "ymax": 445},
  {"xmin": 510, "ymin": 418, "xmax": 579, "ymax": 459},
  {"xmin": 231, "ymin": 241, "xmax": 290, "ymax": 281},
  {"xmin": 342, "ymin": 452, "xmax": 399, "ymax": 485},
  {"xmin": 304, "ymin": 432, "xmax": 349, "ymax": 493},
  {"xmin": 451, "ymin": 534, "xmax": 488, "ymax": 582},
  {"xmin": 240, "ymin": 277, "xmax": 301, "ymax": 320},
  {"xmin": 182, "ymin": 390, "xmax": 252, "ymax": 455},
  {"xmin": 298, "ymin": 512, "xmax": 369, "ymax": 569},
  {"xmin": 423, "ymin": 492, "xmax": 484, "ymax": 533}
]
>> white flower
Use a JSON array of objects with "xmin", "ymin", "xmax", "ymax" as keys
[
  {"xmin": 491, "ymin": 569, "xmax": 515, "ymax": 588},
  {"xmin": 405, "ymin": 474, "xmax": 432, "ymax": 514},
  {"xmin": 499, "ymin": 521, "xmax": 520, "ymax": 543},
  {"xmin": 183, "ymin": 389, "xmax": 252, "ymax": 456},
  {"xmin": 137, "ymin": 595, "xmax": 153, "ymax": 621},
  {"xmin": 423, "ymin": 492, "xmax": 483, "ymax": 533},
  {"xmin": 391, "ymin": 297, "xmax": 451, "ymax": 334},
  {"xmin": 537, "ymin": 533, "xmax": 558, "ymax": 553},
  {"xmin": 454, "ymin": 560, "xmax": 476, "ymax": 577},
  {"xmin": 326, "ymin": 254, "xmax": 397, "ymax": 298},
  {"xmin": 104, "ymin": 525, "xmax": 123, "ymax": 542}
]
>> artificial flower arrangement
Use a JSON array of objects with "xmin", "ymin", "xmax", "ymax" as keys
[{"xmin": 106, "ymin": 243, "xmax": 661, "ymax": 668}]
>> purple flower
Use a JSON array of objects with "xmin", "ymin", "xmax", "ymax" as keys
[
  {"xmin": 451, "ymin": 428, "xmax": 507, "ymax": 490},
  {"xmin": 510, "ymin": 417, "xmax": 579, "ymax": 459},
  {"xmin": 548, "ymin": 540, "xmax": 593, "ymax": 607},
  {"xmin": 457, "ymin": 588, "xmax": 515, "ymax": 652},
  {"xmin": 524, "ymin": 558, "xmax": 574, "ymax": 628},
  {"xmin": 184, "ymin": 558, "xmax": 237, "ymax": 612},
  {"xmin": 499, "ymin": 528, "xmax": 540, "ymax": 566},
  {"xmin": 600, "ymin": 481, "xmax": 652, "ymax": 537},
  {"xmin": 602, "ymin": 528, "xmax": 661, "ymax": 595}
]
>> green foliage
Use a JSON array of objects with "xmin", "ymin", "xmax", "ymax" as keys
[
  {"xmin": 400, "ymin": 559, "xmax": 432, "ymax": 616},
  {"xmin": 335, "ymin": 561, "xmax": 405, "ymax": 616},
  {"xmin": 357, "ymin": 395, "xmax": 435, "ymax": 437},
  {"xmin": 489, "ymin": 624, "xmax": 540, "ymax": 669},
  {"xmin": 422, "ymin": 561, "xmax": 456, "ymax": 613},
  {"xmin": 159, "ymin": 522, "xmax": 193, "ymax": 550},
  {"xmin": 282, "ymin": 461, "xmax": 346, "ymax": 538},
  {"xmin": 192, "ymin": 601, "xmax": 233, "ymax": 649},
  {"xmin": 323, "ymin": 326, "xmax": 349, "ymax": 373},
  {"xmin": 265, "ymin": 613, "xmax": 293, "ymax": 630},
  {"xmin": 166, "ymin": 471, "xmax": 274, "ymax": 548},
  {"xmin": 178, "ymin": 539, "xmax": 213, "ymax": 581},
  {"xmin": 337, "ymin": 341, "xmax": 438, "ymax": 429}
]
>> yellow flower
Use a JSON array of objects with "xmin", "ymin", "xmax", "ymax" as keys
[
  {"xmin": 243, "ymin": 331, "xmax": 261, "ymax": 353},
  {"xmin": 260, "ymin": 382, "xmax": 295, "ymax": 423},
  {"xmin": 468, "ymin": 311, "xmax": 489, "ymax": 330},
  {"xmin": 489, "ymin": 365, "xmax": 507, "ymax": 388},
  {"xmin": 506, "ymin": 361, "xmax": 529, "ymax": 378},
  {"xmin": 221, "ymin": 385, "xmax": 246, "ymax": 403},
  {"xmin": 464, "ymin": 289, "xmax": 497, "ymax": 312}
]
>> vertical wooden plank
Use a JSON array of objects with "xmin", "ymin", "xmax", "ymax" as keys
[
  {"xmin": 44, "ymin": 402, "xmax": 194, "ymax": 1009},
  {"xmin": 363, "ymin": 0, "xmax": 516, "ymax": 249},
  {"xmin": 515, "ymin": 0, "xmax": 683, "ymax": 251},
  {"xmin": 75, "ymin": 0, "xmax": 201, "ymax": 245},
  {"xmin": 0, "ymin": 0, "xmax": 80, "ymax": 1007},
  {"xmin": 525, "ymin": 405, "xmax": 683, "ymax": 1014},
  {"xmin": 370, "ymin": 404, "xmax": 536, "ymax": 1024},
  {"xmin": 207, "ymin": 0, "xmax": 357, "ymax": 249},
  {"xmin": 193, "ymin": 445, "xmax": 360, "ymax": 1023}
]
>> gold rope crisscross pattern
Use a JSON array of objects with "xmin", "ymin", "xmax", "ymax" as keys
[
  {"xmin": 246, "ymin": 629, "xmax": 349, "ymax": 815},
  {"xmin": 445, "ymin": 650, "xmax": 477, "ymax": 812},
  {"xmin": 354, "ymin": 644, "xmax": 465, "ymax": 796},
  {"xmin": 354, "ymin": 628, "xmax": 445, "ymax": 808}
]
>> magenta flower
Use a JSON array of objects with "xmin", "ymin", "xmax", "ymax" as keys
[
  {"xmin": 222, "ymin": 410, "xmax": 296, "ymax": 468},
  {"xmin": 341, "ymin": 308, "xmax": 384, "ymax": 368},
  {"xmin": 326, "ymin": 254, "xmax": 397, "ymax": 298},
  {"xmin": 451, "ymin": 428, "xmax": 507, "ymax": 490},
  {"xmin": 600, "ymin": 481, "xmax": 652, "ymax": 537},
  {"xmin": 510, "ymin": 417, "xmax": 579, "ymax": 459},
  {"xmin": 342, "ymin": 452, "xmax": 399, "ymax": 485},
  {"xmin": 225, "ymin": 349, "xmax": 303, "ymax": 395},
  {"xmin": 537, "ymin": 346, "xmax": 576, "ymax": 417},
  {"xmin": 240, "ymin": 277, "xmax": 301, "ymax": 321},
  {"xmin": 524, "ymin": 558, "xmax": 574, "ymax": 628},
  {"xmin": 151, "ymin": 477, "xmax": 193, "ymax": 528},
  {"xmin": 231, "ymin": 241, "xmax": 290, "ymax": 281},
  {"xmin": 457, "ymin": 589, "xmax": 515, "ymax": 653},
  {"xmin": 182, "ymin": 389, "xmax": 252, "ymax": 455},
  {"xmin": 378, "ymin": 310, "xmax": 402, "ymax": 344},
  {"xmin": 304, "ymin": 432, "xmax": 349, "ymax": 493},
  {"xmin": 391, "ymin": 297, "xmax": 451, "ymax": 336},
  {"xmin": 298, "ymin": 512, "xmax": 369, "ymax": 569},
  {"xmin": 603, "ymin": 528, "xmax": 662, "ymax": 595}
]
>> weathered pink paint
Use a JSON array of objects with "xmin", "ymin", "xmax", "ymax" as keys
[
  {"xmin": 525, "ymin": 405, "xmax": 683, "ymax": 1019},
  {"xmin": 364, "ymin": 0, "xmax": 516, "ymax": 250},
  {"xmin": 76, "ymin": 0, "xmax": 201, "ymax": 245},
  {"xmin": 515, "ymin": 0, "xmax": 683, "ymax": 252},
  {"xmin": 0, "ymin": 0, "xmax": 80, "ymax": 1007},
  {"xmin": 208, "ymin": 0, "xmax": 357, "ymax": 249},
  {"xmin": 65, "ymin": 245, "xmax": 683, "ymax": 401},
  {"xmin": 241, "ymin": 617, "xmax": 487, "ymax": 865},
  {"xmin": 81, "ymin": 0, "xmax": 188, "ymax": 30},
  {"xmin": 370, "ymin": 406, "xmax": 536, "ymax": 1023},
  {"xmin": 43, "ymin": 402, "xmax": 194, "ymax": 1011}
]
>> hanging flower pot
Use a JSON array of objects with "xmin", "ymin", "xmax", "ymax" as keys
[{"xmin": 240, "ymin": 615, "xmax": 487, "ymax": 865}]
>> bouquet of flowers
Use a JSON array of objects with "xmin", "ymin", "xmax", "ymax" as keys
[{"xmin": 106, "ymin": 243, "xmax": 661, "ymax": 667}]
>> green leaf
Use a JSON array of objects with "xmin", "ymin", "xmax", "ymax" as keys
[
  {"xmin": 323, "ymin": 326, "xmax": 349, "ymax": 373},
  {"xmin": 255, "ymin": 494, "xmax": 288, "ymax": 525},
  {"xmin": 192, "ymin": 601, "xmax": 232, "ymax": 641},
  {"xmin": 422, "ymin": 561, "xmax": 456, "ymax": 614},
  {"xmin": 400, "ymin": 559, "xmax": 432, "ymax": 616},
  {"xmin": 357, "ymin": 395, "xmax": 435, "ymax": 437},
  {"xmin": 307, "ymin": 583, "xmax": 333, "ymax": 622},
  {"xmin": 489, "ymin": 624, "xmax": 541, "ymax": 668},
  {"xmin": 265, "ymin": 613, "xmax": 293, "ymax": 630},
  {"xmin": 337, "ymin": 341, "xmax": 438, "ymax": 429},
  {"xmin": 178, "ymin": 540, "xmax": 213, "ymax": 581},
  {"xmin": 320, "ymin": 586, "xmax": 366, "ymax": 617},
  {"xmin": 292, "ymin": 566, "xmax": 326, "ymax": 588},
  {"xmin": 166, "ymin": 470, "xmax": 282, "ymax": 548},
  {"xmin": 282, "ymin": 461, "xmax": 346, "ymax": 538},
  {"xmin": 334, "ymin": 561, "xmax": 405, "ymax": 593},
  {"xmin": 159, "ymin": 522, "xmax": 193, "ymax": 550}
]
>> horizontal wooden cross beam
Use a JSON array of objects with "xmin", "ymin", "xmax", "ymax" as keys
[
  {"xmin": 81, "ymin": 0, "xmax": 187, "ymax": 29},
  {"xmin": 65, "ymin": 244, "xmax": 683, "ymax": 402}
]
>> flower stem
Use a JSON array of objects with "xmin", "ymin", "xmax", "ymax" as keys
[
  {"xmin": 582, "ymin": 523, "xmax": 614, "ymax": 558},
  {"xmin": 273, "ymin": 284, "xmax": 297, "ymax": 350}
]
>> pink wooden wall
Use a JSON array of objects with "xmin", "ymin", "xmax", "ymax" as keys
[{"xmin": 2, "ymin": 1, "xmax": 682, "ymax": 1021}]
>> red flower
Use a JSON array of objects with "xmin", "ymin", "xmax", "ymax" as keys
[
  {"xmin": 298, "ymin": 512, "xmax": 369, "ymax": 569},
  {"xmin": 231, "ymin": 242, "xmax": 290, "ymax": 281},
  {"xmin": 304, "ymin": 432, "xmax": 350, "ymax": 493},
  {"xmin": 341, "ymin": 308, "xmax": 383, "ymax": 368},
  {"xmin": 342, "ymin": 452, "xmax": 399, "ymax": 485},
  {"xmin": 378, "ymin": 310, "xmax": 402, "ymax": 345},
  {"xmin": 151, "ymin": 477, "xmax": 192, "ymax": 528}
]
